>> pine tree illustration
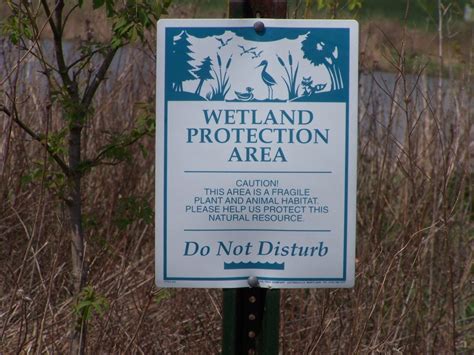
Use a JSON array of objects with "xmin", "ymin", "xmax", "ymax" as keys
[
  {"xmin": 171, "ymin": 31, "xmax": 196, "ymax": 92},
  {"xmin": 193, "ymin": 56, "xmax": 213, "ymax": 95}
]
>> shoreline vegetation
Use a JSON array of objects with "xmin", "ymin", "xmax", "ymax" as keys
[{"xmin": 0, "ymin": 0, "xmax": 471, "ymax": 75}]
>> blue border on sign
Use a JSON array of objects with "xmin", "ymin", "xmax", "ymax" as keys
[{"xmin": 162, "ymin": 26, "xmax": 350, "ymax": 282}]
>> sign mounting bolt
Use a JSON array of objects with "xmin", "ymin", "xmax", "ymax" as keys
[
  {"xmin": 248, "ymin": 276, "xmax": 259, "ymax": 288},
  {"xmin": 254, "ymin": 21, "xmax": 265, "ymax": 34}
]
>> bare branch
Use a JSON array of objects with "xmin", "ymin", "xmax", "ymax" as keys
[
  {"xmin": 39, "ymin": 0, "xmax": 59, "ymax": 38},
  {"xmin": 62, "ymin": 4, "xmax": 79, "ymax": 30},
  {"xmin": 82, "ymin": 48, "xmax": 118, "ymax": 107},
  {"xmin": 86, "ymin": 131, "xmax": 145, "ymax": 168},
  {"xmin": 0, "ymin": 105, "xmax": 70, "ymax": 176},
  {"xmin": 0, "ymin": 3, "xmax": 55, "ymax": 86},
  {"xmin": 40, "ymin": 0, "xmax": 77, "ymax": 98}
]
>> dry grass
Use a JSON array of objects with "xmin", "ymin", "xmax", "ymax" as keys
[{"xmin": 0, "ymin": 14, "xmax": 473, "ymax": 355}]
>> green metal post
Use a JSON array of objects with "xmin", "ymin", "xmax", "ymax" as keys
[
  {"xmin": 223, "ymin": 287, "xmax": 279, "ymax": 354},
  {"xmin": 222, "ymin": 289, "xmax": 238, "ymax": 355},
  {"xmin": 257, "ymin": 289, "xmax": 280, "ymax": 354},
  {"xmin": 222, "ymin": 4, "xmax": 287, "ymax": 354}
]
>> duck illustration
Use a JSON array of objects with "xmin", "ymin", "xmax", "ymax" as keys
[{"xmin": 234, "ymin": 87, "xmax": 254, "ymax": 101}]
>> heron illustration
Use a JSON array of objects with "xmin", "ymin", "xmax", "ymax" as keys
[{"xmin": 256, "ymin": 60, "xmax": 276, "ymax": 100}]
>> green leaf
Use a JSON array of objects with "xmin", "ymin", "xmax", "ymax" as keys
[
  {"xmin": 105, "ymin": 0, "xmax": 115, "ymax": 17},
  {"xmin": 74, "ymin": 286, "xmax": 109, "ymax": 323},
  {"xmin": 1, "ymin": 11, "xmax": 34, "ymax": 44},
  {"xmin": 113, "ymin": 196, "xmax": 153, "ymax": 230},
  {"xmin": 138, "ymin": 143, "xmax": 148, "ymax": 159},
  {"xmin": 154, "ymin": 289, "xmax": 173, "ymax": 305},
  {"xmin": 317, "ymin": 0, "xmax": 326, "ymax": 10},
  {"xmin": 466, "ymin": 301, "xmax": 474, "ymax": 318},
  {"xmin": 93, "ymin": 0, "xmax": 105, "ymax": 9},
  {"xmin": 348, "ymin": 0, "xmax": 362, "ymax": 11}
]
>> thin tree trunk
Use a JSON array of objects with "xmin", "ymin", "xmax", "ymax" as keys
[{"xmin": 68, "ymin": 125, "xmax": 87, "ymax": 355}]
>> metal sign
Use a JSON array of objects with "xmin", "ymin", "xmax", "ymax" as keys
[{"xmin": 156, "ymin": 19, "xmax": 358, "ymax": 288}]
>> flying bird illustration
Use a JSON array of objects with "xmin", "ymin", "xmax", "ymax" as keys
[
  {"xmin": 234, "ymin": 87, "xmax": 254, "ymax": 101},
  {"xmin": 250, "ymin": 50, "xmax": 263, "ymax": 59},
  {"xmin": 238, "ymin": 45, "xmax": 257, "ymax": 56},
  {"xmin": 216, "ymin": 37, "xmax": 233, "ymax": 49}
]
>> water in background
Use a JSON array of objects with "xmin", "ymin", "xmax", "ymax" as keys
[{"xmin": 1, "ymin": 38, "xmax": 471, "ymax": 159}]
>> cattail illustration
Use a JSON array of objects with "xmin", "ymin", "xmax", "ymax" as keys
[
  {"xmin": 277, "ymin": 51, "xmax": 300, "ymax": 100},
  {"xmin": 207, "ymin": 54, "xmax": 232, "ymax": 100}
]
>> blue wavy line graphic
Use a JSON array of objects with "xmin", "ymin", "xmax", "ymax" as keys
[{"xmin": 224, "ymin": 261, "xmax": 285, "ymax": 270}]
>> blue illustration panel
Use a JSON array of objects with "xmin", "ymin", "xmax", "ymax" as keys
[{"xmin": 165, "ymin": 27, "xmax": 349, "ymax": 103}]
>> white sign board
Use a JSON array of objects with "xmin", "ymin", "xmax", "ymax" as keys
[{"xmin": 156, "ymin": 19, "xmax": 358, "ymax": 288}]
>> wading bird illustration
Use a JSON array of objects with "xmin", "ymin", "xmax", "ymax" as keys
[
  {"xmin": 250, "ymin": 50, "xmax": 263, "ymax": 59},
  {"xmin": 216, "ymin": 37, "xmax": 233, "ymax": 49},
  {"xmin": 238, "ymin": 45, "xmax": 257, "ymax": 56},
  {"xmin": 234, "ymin": 87, "xmax": 254, "ymax": 101},
  {"xmin": 256, "ymin": 60, "xmax": 276, "ymax": 100}
]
